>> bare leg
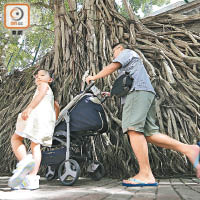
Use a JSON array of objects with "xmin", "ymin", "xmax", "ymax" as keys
[
  {"xmin": 29, "ymin": 142, "xmax": 41, "ymax": 175},
  {"xmin": 9, "ymin": 135, "xmax": 37, "ymax": 188},
  {"xmin": 146, "ymin": 133, "xmax": 200, "ymax": 178},
  {"xmin": 146, "ymin": 133, "xmax": 193, "ymax": 153},
  {"xmin": 123, "ymin": 130, "xmax": 156, "ymax": 184},
  {"xmin": 11, "ymin": 133, "xmax": 27, "ymax": 161}
]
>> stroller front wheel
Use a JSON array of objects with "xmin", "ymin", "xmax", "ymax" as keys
[
  {"xmin": 45, "ymin": 165, "xmax": 58, "ymax": 180},
  {"xmin": 58, "ymin": 159, "xmax": 81, "ymax": 186}
]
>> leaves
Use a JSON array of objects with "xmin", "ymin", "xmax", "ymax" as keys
[
  {"xmin": 0, "ymin": 0, "xmax": 54, "ymax": 72},
  {"xmin": 117, "ymin": 0, "xmax": 170, "ymax": 17}
]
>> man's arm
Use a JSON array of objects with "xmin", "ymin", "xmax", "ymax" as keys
[{"xmin": 86, "ymin": 62, "xmax": 121, "ymax": 83}]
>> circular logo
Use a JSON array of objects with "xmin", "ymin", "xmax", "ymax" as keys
[{"xmin": 10, "ymin": 7, "xmax": 24, "ymax": 21}]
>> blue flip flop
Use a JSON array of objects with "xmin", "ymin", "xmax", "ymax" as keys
[
  {"xmin": 194, "ymin": 142, "xmax": 200, "ymax": 169},
  {"xmin": 122, "ymin": 178, "xmax": 158, "ymax": 187}
]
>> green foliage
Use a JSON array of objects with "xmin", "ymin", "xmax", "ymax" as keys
[{"xmin": 116, "ymin": 0, "xmax": 170, "ymax": 18}]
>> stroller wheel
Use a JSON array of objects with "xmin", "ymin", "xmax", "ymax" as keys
[
  {"xmin": 45, "ymin": 165, "xmax": 57, "ymax": 180},
  {"xmin": 89, "ymin": 161, "xmax": 105, "ymax": 181},
  {"xmin": 58, "ymin": 159, "xmax": 80, "ymax": 186}
]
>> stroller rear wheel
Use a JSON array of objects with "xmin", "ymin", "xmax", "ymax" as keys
[
  {"xmin": 88, "ymin": 161, "xmax": 105, "ymax": 181},
  {"xmin": 45, "ymin": 165, "xmax": 58, "ymax": 180},
  {"xmin": 58, "ymin": 159, "xmax": 80, "ymax": 186}
]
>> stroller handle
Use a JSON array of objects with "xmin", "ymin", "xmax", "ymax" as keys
[
  {"xmin": 84, "ymin": 81, "xmax": 95, "ymax": 93},
  {"xmin": 100, "ymin": 96, "xmax": 109, "ymax": 104},
  {"xmin": 85, "ymin": 82, "xmax": 110, "ymax": 104}
]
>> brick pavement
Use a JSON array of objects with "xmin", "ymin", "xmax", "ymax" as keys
[{"xmin": 0, "ymin": 176, "xmax": 199, "ymax": 200}]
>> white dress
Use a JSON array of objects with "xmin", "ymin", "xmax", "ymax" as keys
[{"xmin": 15, "ymin": 86, "xmax": 56, "ymax": 147}]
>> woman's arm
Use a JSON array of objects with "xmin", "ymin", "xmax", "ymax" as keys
[{"xmin": 54, "ymin": 101, "xmax": 60, "ymax": 120}]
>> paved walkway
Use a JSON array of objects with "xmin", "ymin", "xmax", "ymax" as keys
[{"xmin": 0, "ymin": 176, "xmax": 200, "ymax": 200}]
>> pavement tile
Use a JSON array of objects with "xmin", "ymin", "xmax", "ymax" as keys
[{"xmin": 0, "ymin": 176, "xmax": 199, "ymax": 200}]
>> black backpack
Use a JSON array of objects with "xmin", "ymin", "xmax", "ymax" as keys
[{"xmin": 111, "ymin": 72, "xmax": 133, "ymax": 97}]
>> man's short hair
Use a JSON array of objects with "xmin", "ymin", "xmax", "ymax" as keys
[{"xmin": 112, "ymin": 42, "xmax": 129, "ymax": 49}]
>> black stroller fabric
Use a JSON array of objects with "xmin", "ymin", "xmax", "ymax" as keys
[
  {"xmin": 55, "ymin": 95, "xmax": 108, "ymax": 135},
  {"xmin": 42, "ymin": 147, "xmax": 66, "ymax": 165}
]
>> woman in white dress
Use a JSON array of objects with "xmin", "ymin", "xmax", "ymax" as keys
[{"xmin": 8, "ymin": 70, "xmax": 59, "ymax": 190}]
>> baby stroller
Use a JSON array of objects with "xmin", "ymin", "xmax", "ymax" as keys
[{"xmin": 42, "ymin": 79, "xmax": 109, "ymax": 186}]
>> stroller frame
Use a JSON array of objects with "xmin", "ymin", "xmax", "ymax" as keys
[{"xmin": 42, "ymin": 81, "xmax": 108, "ymax": 186}]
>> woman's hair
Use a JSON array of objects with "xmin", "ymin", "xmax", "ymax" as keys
[{"xmin": 47, "ymin": 70, "xmax": 58, "ymax": 100}]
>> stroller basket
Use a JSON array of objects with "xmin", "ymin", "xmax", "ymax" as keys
[{"xmin": 42, "ymin": 147, "xmax": 66, "ymax": 165}]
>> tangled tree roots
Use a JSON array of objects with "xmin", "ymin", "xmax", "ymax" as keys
[{"xmin": 0, "ymin": 0, "xmax": 199, "ymax": 178}]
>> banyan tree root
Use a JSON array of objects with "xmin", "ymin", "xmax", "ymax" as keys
[{"xmin": 0, "ymin": 0, "xmax": 199, "ymax": 177}]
